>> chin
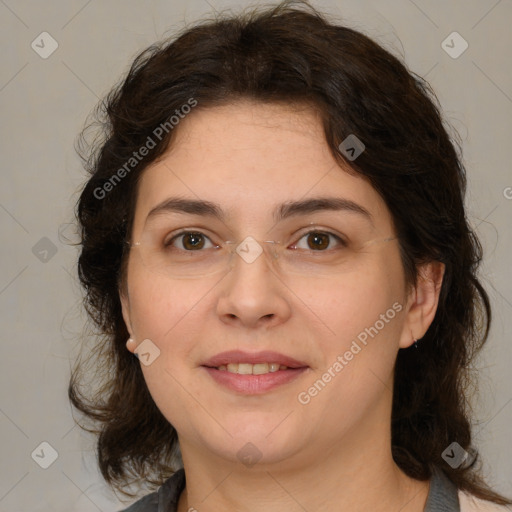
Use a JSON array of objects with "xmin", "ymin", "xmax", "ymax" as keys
[{"xmin": 209, "ymin": 421, "xmax": 305, "ymax": 466}]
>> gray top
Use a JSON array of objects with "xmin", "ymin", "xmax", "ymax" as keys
[{"xmin": 119, "ymin": 466, "xmax": 460, "ymax": 512}]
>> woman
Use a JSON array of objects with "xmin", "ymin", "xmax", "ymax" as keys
[{"xmin": 69, "ymin": 1, "xmax": 512, "ymax": 511}]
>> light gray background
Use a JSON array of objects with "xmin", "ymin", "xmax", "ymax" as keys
[{"xmin": 1, "ymin": 0, "xmax": 511, "ymax": 510}]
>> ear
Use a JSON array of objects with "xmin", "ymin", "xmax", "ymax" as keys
[
  {"xmin": 119, "ymin": 289, "xmax": 136, "ymax": 354},
  {"xmin": 399, "ymin": 261, "xmax": 445, "ymax": 349}
]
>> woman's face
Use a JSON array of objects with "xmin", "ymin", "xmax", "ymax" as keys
[{"xmin": 120, "ymin": 101, "xmax": 420, "ymax": 470}]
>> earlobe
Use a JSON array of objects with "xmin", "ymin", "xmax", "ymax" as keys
[
  {"xmin": 399, "ymin": 261, "xmax": 445, "ymax": 349},
  {"xmin": 126, "ymin": 337, "xmax": 136, "ymax": 353}
]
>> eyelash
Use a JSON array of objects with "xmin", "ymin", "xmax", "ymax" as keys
[{"xmin": 163, "ymin": 229, "xmax": 348, "ymax": 251}]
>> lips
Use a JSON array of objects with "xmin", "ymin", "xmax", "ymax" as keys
[
  {"xmin": 202, "ymin": 366, "xmax": 308, "ymax": 394},
  {"xmin": 201, "ymin": 350, "xmax": 309, "ymax": 369},
  {"xmin": 201, "ymin": 350, "xmax": 310, "ymax": 394}
]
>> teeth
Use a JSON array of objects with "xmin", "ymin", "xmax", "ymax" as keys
[
  {"xmin": 216, "ymin": 363, "xmax": 289, "ymax": 374},
  {"xmin": 236, "ymin": 363, "xmax": 253, "ymax": 375}
]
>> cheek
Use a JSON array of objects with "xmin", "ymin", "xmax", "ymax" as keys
[
  {"xmin": 126, "ymin": 269, "xmax": 212, "ymax": 401},
  {"xmin": 126, "ymin": 271, "xmax": 211, "ymax": 429},
  {"xmin": 127, "ymin": 267, "xmax": 210, "ymax": 343},
  {"xmin": 307, "ymin": 253, "xmax": 407, "ymax": 394},
  {"xmin": 317, "ymin": 258, "xmax": 405, "ymax": 337},
  {"xmin": 299, "ymin": 269, "xmax": 405, "ymax": 428}
]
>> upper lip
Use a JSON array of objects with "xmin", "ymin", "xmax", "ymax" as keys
[{"xmin": 202, "ymin": 350, "xmax": 309, "ymax": 369}]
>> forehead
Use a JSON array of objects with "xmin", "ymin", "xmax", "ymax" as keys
[{"xmin": 133, "ymin": 101, "xmax": 393, "ymax": 232}]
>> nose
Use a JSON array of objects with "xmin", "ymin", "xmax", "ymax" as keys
[{"xmin": 215, "ymin": 243, "xmax": 292, "ymax": 329}]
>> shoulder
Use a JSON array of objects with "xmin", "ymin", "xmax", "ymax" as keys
[
  {"xmin": 458, "ymin": 491, "xmax": 512, "ymax": 512},
  {"xmin": 117, "ymin": 491, "xmax": 159, "ymax": 512},
  {"xmin": 116, "ymin": 468, "xmax": 186, "ymax": 512}
]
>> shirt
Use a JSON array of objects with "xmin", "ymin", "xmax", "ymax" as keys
[{"xmin": 118, "ymin": 466, "xmax": 510, "ymax": 512}]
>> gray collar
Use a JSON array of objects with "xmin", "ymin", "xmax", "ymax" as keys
[
  {"xmin": 121, "ymin": 466, "xmax": 460, "ymax": 511},
  {"xmin": 425, "ymin": 467, "xmax": 460, "ymax": 511}
]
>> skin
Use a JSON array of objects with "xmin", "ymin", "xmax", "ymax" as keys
[{"xmin": 120, "ymin": 100, "xmax": 444, "ymax": 512}]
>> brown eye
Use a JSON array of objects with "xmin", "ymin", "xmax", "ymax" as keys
[
  {"xmin": 182, "ymin": 232, "xmax": 205, "ymax": 250},
  {"xmin": 292, "ymin": 230, "xmax": 346, "ymax": 251},
  {"xmin": 307, "ymin": 232, "xmax": 330, "ymax": 250},
  {"xmin": 165, "ymin": 231, "xmax": 214, "ymax": 251}
]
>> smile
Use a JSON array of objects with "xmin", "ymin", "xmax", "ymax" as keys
[{"xmin": 216, "ymin": 362, "xmax": 289, "ymax": 374}]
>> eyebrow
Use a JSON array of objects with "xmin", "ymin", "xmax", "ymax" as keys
[{"xmin": 144, "ymin": 196, "xmax": 373, "ymax": 226}]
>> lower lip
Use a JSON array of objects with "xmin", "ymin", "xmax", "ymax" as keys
[{"xmin": 202, "ymin": 366, "xmax": 308, "ymax": 394}]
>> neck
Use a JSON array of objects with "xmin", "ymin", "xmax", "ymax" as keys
[{"xmin": 177, "ymin": 394, "xmax": 429, "ymax": 512}]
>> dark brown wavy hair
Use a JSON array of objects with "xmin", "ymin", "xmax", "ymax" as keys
[{"xmin": 69, "ymin": 0, "xmax": 511, "ymax": 504}]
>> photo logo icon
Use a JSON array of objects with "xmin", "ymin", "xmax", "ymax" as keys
[
  {"xmin": 338, "ymin": 134, "xmax": 365, "ymax": 161},
  {"xmin": 32, "ymin": 237, "xmax": 58, "ymax": 263},
  {"xmin": 236, "ymin": 236, "xmax": 263, "ymax": 264},
  {"xmin": 31, "ymin": 32, "xmax": 59, "ymax": 59},
  {"xmin": 31, "ymin": 441, "xmax": 58, "ymax": 469},
  {"xmin": 237, "ymin": 442, "xmax": 263, "ymax": 468},
  {"xmin": 441, "ymin": 441, "xmax": 475, "ymax": 469},
  {"xmin": 441, "ymin": 32, "xmax": 468, "ymax": 59},
  {"xmin": 134, "ymin": 339, "xmax": 161, "ymax": 366}
]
